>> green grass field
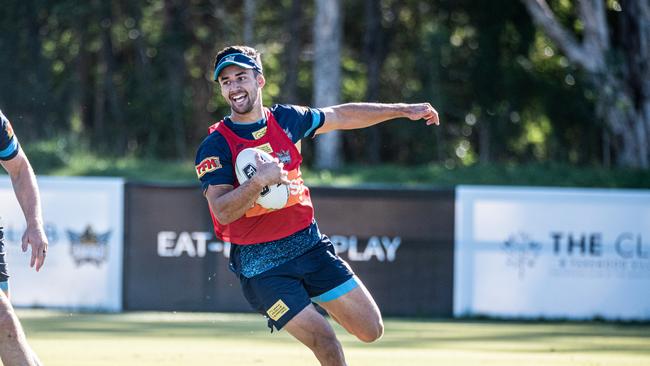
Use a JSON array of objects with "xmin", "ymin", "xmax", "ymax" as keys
[{"xmin": 16, "ymin": 310, "xmax": 650, "ymax": 366}]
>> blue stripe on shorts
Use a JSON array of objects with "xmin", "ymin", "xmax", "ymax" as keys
[
  {"xmin": 0, "ymin": 281, "xmax": 8, "ymax": 294},
  {"xmin": 311, "ymin": 276, "xmax": 359, "ymax": 303},
  {"xmin": 0, "ymin": 138, "xmax": 18, "ymax": 159}
]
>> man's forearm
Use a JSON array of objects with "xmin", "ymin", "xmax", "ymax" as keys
[
  {"xmin": 317, "ymin": 103, "xmax": 409, "ymax": 134},
  {"xmin": 8, "ymin": 155, "xmax": 42, "ymax": 228},
  {"xmin": 208, "ymin": 177, "xmax": 267, "ymax": 225}
]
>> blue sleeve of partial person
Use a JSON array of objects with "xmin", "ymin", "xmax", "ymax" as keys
[
  {"xmin": 270, "ymin": 104, "xmax": 325, "ymax": 143},
  {"xmin": 0, "ymin": 110, "xmax": 19, "ymax": 161}
]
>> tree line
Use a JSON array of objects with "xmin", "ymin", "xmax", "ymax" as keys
[{"xmin": 0, "ymin": 0, "xmax": 643, "ymax": 169}]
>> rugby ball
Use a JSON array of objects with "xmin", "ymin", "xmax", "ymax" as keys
[{"xmin": 235, "ymin": 147, "xmax": 289, "ymax": 209}]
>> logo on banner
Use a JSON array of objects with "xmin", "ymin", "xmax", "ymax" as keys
[
  {"xmin": 502, "ymin": 232, "xmax": 542, "ymax": 279},
  {"xmin": 501, "ymin": 231, "xmax": 650, "ymax": 280},
  {"xmin": 67, "ymin": 225, "xmax": 111, "ymax": 266},
  {"xmin": 2, "ymin": 223, "xmax": 60, "ymax": 245},
  {"xmin": 157, "ymin": 231, "xmax": 231, "ymax": 258},
  {"xmin": 330, "ymin": 235, "xmax": 401, "ymax": 262}
]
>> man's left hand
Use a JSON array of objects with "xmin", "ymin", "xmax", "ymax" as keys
[{"xmin": 404, "ymin": 103, "xmax": 440, "ymax": 126}]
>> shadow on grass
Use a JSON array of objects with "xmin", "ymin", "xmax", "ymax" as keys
[
  {"xmin": 21, "ymin": 312, "xmax": 277, "ymax": 341},
  {"xmin": 340, "ymin": 318, "xmax": 650, "ymax": 354},
  {"xmin": 22, "ymin": 311, "xmax": 650, "ymax": 357}
]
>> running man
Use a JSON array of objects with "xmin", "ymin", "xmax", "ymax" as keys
[
  {"xmin": 0, "ymin": 109, "xmax": 47, "ymax": 366},
  {"xmin": 195, "ymin": 45, "xmax": 439, "ymax": 365}
]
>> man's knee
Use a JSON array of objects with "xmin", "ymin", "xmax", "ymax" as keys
[{"xmin": 356, "ymin": 318, "xmax": 384, "ymax": 343}]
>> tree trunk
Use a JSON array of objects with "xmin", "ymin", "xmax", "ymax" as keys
[
  {"xmin": 124, "ymin": 0, "xmax": 156, "ymax": 155},
  {"xmin": 362, "ymin": 0, "xmax": 383, "ymax": 164},
  {"xmin": 595, "ymin": 73, "xmax": 647, "ymax": 168},
  {"xmin": 521, "ymin": 0, "xmax": 650, "ymax": 168},
  {"xmin": 243, "ymin": 0, "xmax": 256, "ymax": 44},
  {"xmin": 281, "ymin": 0, "xmax": 302, "ymax": 104},
  {"xmin": 313, "ymin": 0, "xmax": 343, "ymax": 170},
  {"xmin": 478, "ymin": 121, "xmax": 490, "ymax": 164},
  {"xmin": 618, "ymin": 0, "xmax": 650, "ymax": 168},
  {"xmin": 162, "ymin": 0, "xmax": 189, "ymax": 158},
  {"xmin": 187, "ymin": 2, "xmax": 225, "ymax": 148},
  {"xmin": 93, "ymin": 26, "xmax": 107, "ymax": 148},
  {"xmin": 91, "ymin": 0, "xmax": 124, "ymax": 152},
  {"xmin": 24, "ymin": 0, "xmax": 48, "ymax": 139}
]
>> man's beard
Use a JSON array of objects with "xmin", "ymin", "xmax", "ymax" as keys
[{"xmin": 230, "ymin": 91, "xmax": 256, "ymax": 114}]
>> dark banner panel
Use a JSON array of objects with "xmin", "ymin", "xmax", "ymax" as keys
[
  {"xmin": 311, "ymin": 187, "xmax": 455, "ymax": 316},
  {"xmin": 123, "ymin": 183, "xmax": 248, "ymax": 312},
  {"xmin": 124, "ymin": 184, "xmax": 455, "ymax": 317}
]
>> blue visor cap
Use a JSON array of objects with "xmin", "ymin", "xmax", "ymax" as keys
[{"xmin": 213, "ymin": 53, "xmax": 263, "ymax": 81}]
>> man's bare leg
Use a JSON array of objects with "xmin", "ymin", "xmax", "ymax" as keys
[
  {"xmin": 318, "ymin": 278, "xmax": 383, "ymax": 343},
  {"xmin": 0, "ymin": 290, "xmax": 41, "ymax": 366},
  {"xmin": 284, "ymin": 304, "xmax": 347, "ymax": 366}
]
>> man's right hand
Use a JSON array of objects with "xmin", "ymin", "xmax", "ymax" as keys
[{"xmin": 251, "ymin": 152, "xmax": 290, "ymax": 187}]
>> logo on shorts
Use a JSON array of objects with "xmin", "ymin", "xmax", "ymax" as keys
[
  {"xmin": 67, "ymin": 225, "xmax": 111, "ymax": 267},
  {"xmin": 267, "ymin": 299, "xmax": 290, "ymax": 321}
]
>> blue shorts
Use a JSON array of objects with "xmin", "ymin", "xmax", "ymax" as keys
[{"xmin": 240, "ymin": 237, "xmax": 358, "ymax": 331}]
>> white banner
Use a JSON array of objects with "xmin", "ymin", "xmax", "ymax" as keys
[
  {"xmin": 454, "ymin": 186, "xmax": 650, "ymax": 320},
  {"xmin": 0, "ymin": 176, "xmax": 124, "ymax": 311}
]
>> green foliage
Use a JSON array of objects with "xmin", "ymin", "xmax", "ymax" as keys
[
  {"xmin": 304, "ymin": 163, "xmax": 650, "ymax": 189},
  {"xmin": 20, "ymin": 147, "xmax": 650, "ymax": 189},
  {"xmin": 21, "ymin": 139, "xmax": 70, "ymax": 172},
  {"xmin": 39, "ymin": 154, "xmax": 195, "ymax": 183},
  {"xmin": 0, "ymin": 0, "xmax": 627, "ymax": 171}
]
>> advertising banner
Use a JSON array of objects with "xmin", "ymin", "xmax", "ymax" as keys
[
  {"xmin": 124, "ymin": 184, "xmax": 456, "ymax": 317},
  {"xmin": 311, "ymin": 187, "xmax": 455, "ymax": 317},
  {"xmin": 0, "ymin": 176, "xmax": 124, "ymax": 311},
  {"xmin": 454, "ymin": 186, "xmax": 650, "ymax": 320}
]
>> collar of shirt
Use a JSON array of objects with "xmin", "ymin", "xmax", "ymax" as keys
[{"xmin": 224, "ymin": 116, "xmax": 267, "ymax": 139}]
